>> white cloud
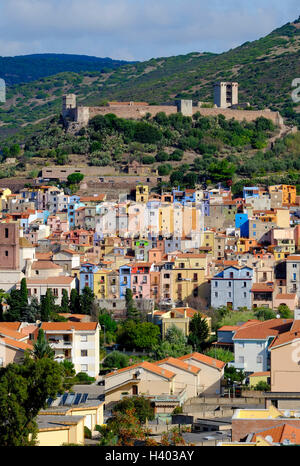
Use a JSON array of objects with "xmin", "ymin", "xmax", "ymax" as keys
[{"xmin": 0, "ymin": 0, "xmax": 299, "ymax": 59}]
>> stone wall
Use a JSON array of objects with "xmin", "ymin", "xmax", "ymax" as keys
[
  {"xmin": 194, "ymin": 107, "xmax": 283, "ymax": 125},
  {"xmin": 88, "ymin": 104, "xmax": 178, "ymax": 120}
]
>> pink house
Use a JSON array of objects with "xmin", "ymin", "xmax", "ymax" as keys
[{"xmin": 131, "ymin": 262, "xmax": 152, "ymax": 300}]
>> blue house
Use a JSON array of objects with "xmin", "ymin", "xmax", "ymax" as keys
[
  {"xmin": 119, "ymin": 265, "xmax": 132, "ymax": 299},
  {"xmin": 80, "ymin": 263, "xmax": 99, "ymax": 293},
  {"xmin": 211, "ymin": 266, "xmax": 253, "ymax": 310},
  {"xmin": 235, "ymin": 213, "xmax": 249, "ymax": 238}
]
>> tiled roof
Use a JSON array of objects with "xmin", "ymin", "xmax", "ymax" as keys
[
  {"xmin": 0, "ymin": 337, "xmax": 33, "ymax": 352},
  {"xmin": 0, "ymin": 324, "xmax": 27, "ymax": 341},
  {"xmin": 26, "ymin": 277, "xmax": 75, "ymax": 285},
  {"xmin": 178, "ymin": 352, "xmax": 225, "ymax": 370},
  {"xmin": 41, "ymin": 322, "xmax": 98, "ymax": 331},
  {"xmin": 252, "ymin": 424, "xmax": 300, "ymax": 444},
  {"xmin": 154, "ymin": 357, "xmax": 201, "ymax": 374},
  {"xmin": 249, "ymin": 371, "xmax": 270, "ymax": 377},
  {"xmin": 251, "ymin": 282, "xmax": 274, "ymax": 292},
  {"xmin": 233, "ymin": 319, "xmax": 293, "ymax": 341},
  {"xmin": 31, "ymin": 261, "xmax": 61, "ymax": 270}
]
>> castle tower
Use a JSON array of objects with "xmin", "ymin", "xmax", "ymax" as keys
[
  {"xmin": 177, "ymin": 99, "xmax": 193, "ymax": 116},
  {"xmin": 62, "ymin": 94, "xmax": 77, "ymax": 118},
  {"xmin": 213, "ymin": 82, "xmax": 238, "ymax": 108}
]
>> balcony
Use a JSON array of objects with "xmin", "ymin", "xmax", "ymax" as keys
[{"xmin": 48, "ymin": 338, "xmax": 72, "ymax": 349}]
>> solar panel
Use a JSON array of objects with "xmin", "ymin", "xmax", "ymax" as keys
[
  {"xmin": 73, "ymin": 393, "xmax": 82, "ymax": 405},
  {"xmin": 81, "ymin": 393, "xmax": 89, "ymax": 403},
  {"xmin": 64, "ymin": 393, "xmax": 76, "ymax": 406},
  {"xmin": 59, "ymin": 393, "xmax": 68, "ymax": 406}
]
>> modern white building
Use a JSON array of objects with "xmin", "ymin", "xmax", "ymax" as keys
[{"xmin": 41, "ymin": 322, "xmax": 100, "ymax": 378}]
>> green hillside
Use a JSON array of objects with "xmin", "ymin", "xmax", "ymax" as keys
[{"xmin": 0, "ymin": 15, "xmax": 300, "ymax": 138}]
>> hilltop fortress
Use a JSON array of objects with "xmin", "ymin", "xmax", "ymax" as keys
[{"xmin": 62, "ymin": 81, "xmax": 284, "ymax": 132}]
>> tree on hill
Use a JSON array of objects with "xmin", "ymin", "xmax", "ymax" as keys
[
  {"xmin": 69, "ymin": 288, "xmax": 81, "ymax": 314},
  {"xmin": 125, "ymin": 288, "xmax": 140, "ymax": 321},
  {"xmin": 80, "ymin": 286, "xmax": 95, "ymax": 315},
  {"xmin": 67, "ymin": 173, "xmax": 84, "ymax": 185},
  {"xmin": 103, "ymin": 351, "xmax": 130, "ymax": 370},
  {"xmin": 40, "ymin": 289, "xmax": 56, "ymax": 322},
  {"xmin": 153, "ymin": 325, "xmax": 192, "ymax": 360},
  {"xmin": 60, "ymin": 289, "xmax": 69, "ymax": 313},
  {"xmin": 188, "ymin": 314, "xmax": 209, "ymax": 351}
]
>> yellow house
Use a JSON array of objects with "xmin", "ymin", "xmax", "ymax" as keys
[
  {"xmin": 148, "ymin": 307, "xmax": 211, "ymax": 338},
  {"xmin": 269, "ymin": 185, "xmax": 296, "ymax": 206},
  {"xmin": 94, "ymin": 269, "xmax": 111, "ymax": 299},
  {"xmin": 135, "ymin": 184, "xmax": 149, "ymax": 203},
  {"xmin": 171, "ymin": 253, "xmax": 210, "ymax": 304},
  {"xmin": 36, "ymin": 396, "xmax": 105, "ymax": 445},
  {"xmin": 202, "ymin": 230, "xmax": 215, "ymax": 251},
  {"xmin": 35, "ymin": 415, "xmax": 85, "ymax": 446},
  {"xmin": 249, "ymin": 371, "xmax": 270, "ymax": 388}
]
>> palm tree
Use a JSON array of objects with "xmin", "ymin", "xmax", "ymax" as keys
[{"xmin": 31, "ymin": 328, "xmax": 55, "ymax": 360}]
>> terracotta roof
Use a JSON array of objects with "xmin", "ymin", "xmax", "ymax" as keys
[
  {"xmin": 41, "ymin": 322, "xmax": 98, "ymax": 331},
  {"xmin": 104, "ymin": 361, "xmax": 176, "ymax": 380},
  {"xmin": 80, "ymin": 195, "xmax": 106, "ymax": 202},
  {"xmin": 36, "ymin": 252, "xmax": 53, "ymax": 261},
  {"xmin": 0, "ymin": 324, "xmax": 27, "ymax": 341},
  {"xmin": 269, "ymin": 320, "xmax": 300, "ymax": 349},
  {"xmin": 154, "ymin": 357, "xmax": 201, "ymax": 374},
  {"xmin": 286, "ymin": 255, "xmax": 300, "ymax": 261},
  {"xmin": 0, "ymin": 337, "xmax": 33, "ymax": 352},
  {"xmin": 172, "ymin": 307, "xmax": 207, "ymax": 319},
  {"xmin": 26, "ymin": 277, "xmax": 75, "ymax": 285},
  {"xmin": 218, "ymin": 325, "xmax": 239, "ymax": 332},
  {"xmin": 31, "ymin": 261, "xmax": 61, "ymax": 270},
  {"xmin": 175, "ymin": 253, "xmax": 207, "ymax": 259},
  {"xmin": 178, "ymin": 352, "xmax": 225, "ymax": 370},
  {"xmin": 251, "ymin": 282, "xmax": 274, "ymax": 292},
  {"xmin": 233, "ymin": 319, "xmax": 293, "ymax": 341},
  {"xmin": 249, "ymin": 371, "xmax": 270, "ymax": 377},
  {"xmin": 252, "ymin": 424, "xmax": 300, "ymax": 444}
]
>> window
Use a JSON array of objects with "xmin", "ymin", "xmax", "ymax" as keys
[
  {"xmin": 293, "ymin": 273, "xmax": 297, "ymax": 281},
  {"xmin": 243, "ymin": 282, "xmax": 247, "ymax": 288},
  {"xmin": 215, "ymin": 282, "xmax": 218, "ymax": 287},
  {"xmin": 81, "ymin": 364, "xmax": 88, "ymax": 372},
  {"xmin": 4, "ymin": 228, "xmax": 8, "ymax": 238},
  {"xmin": 80, "ymin": 334, "xmax": 87, "ymax": 342},
  {"xmin": 228, "ymin": 292, "xmax": 232, "ymax": 298},
  {"xmin": 293, "ymin": 264, "xmax": 297, "ymax": 268},
  {"xmin": 257, "ymin": 356, "xmax": 263, "ymax": 363},
  {"xmin": 228, "ymin": 281, "xmax": 232, "ymax": 288},
  {"xmin": 244, "ymin": 292, "xmax": 247, "ymax": 298},
  {"xmin": 5, "ymin": 251, "xmax": 8, "ymax": 257},
  {"xmin": 215, "ymin": 292, "xmax": 218, "ymax": 298},
  {"xmin": 81, "ymin": 350, "xmax": 88, "ymax": 357}
]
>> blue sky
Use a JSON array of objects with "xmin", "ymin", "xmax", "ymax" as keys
[{"xmin": 0, "ymin": 0, "xmax": 299, "ymax": 61}]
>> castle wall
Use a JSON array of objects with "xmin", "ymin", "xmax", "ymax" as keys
[
  {"xmin": 193, "ymin": 107, "xmax": 283, "ymax": 125},
  {"xmin": 88, "ymin": 105, "xmax": 178, "ymax": 120}
]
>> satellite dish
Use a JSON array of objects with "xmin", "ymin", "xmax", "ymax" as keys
[
  {"xmin": 276, "ymin": 314, "xmax": 280, "ymax": 319},
  {"xmin": 265, "ymin": 435, "xmax": 273, "ymax": 443}
]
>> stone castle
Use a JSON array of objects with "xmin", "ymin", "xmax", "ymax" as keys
[{"xmin": 62, "ymin": 81, "xmax": 283, "ymax": 132}]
